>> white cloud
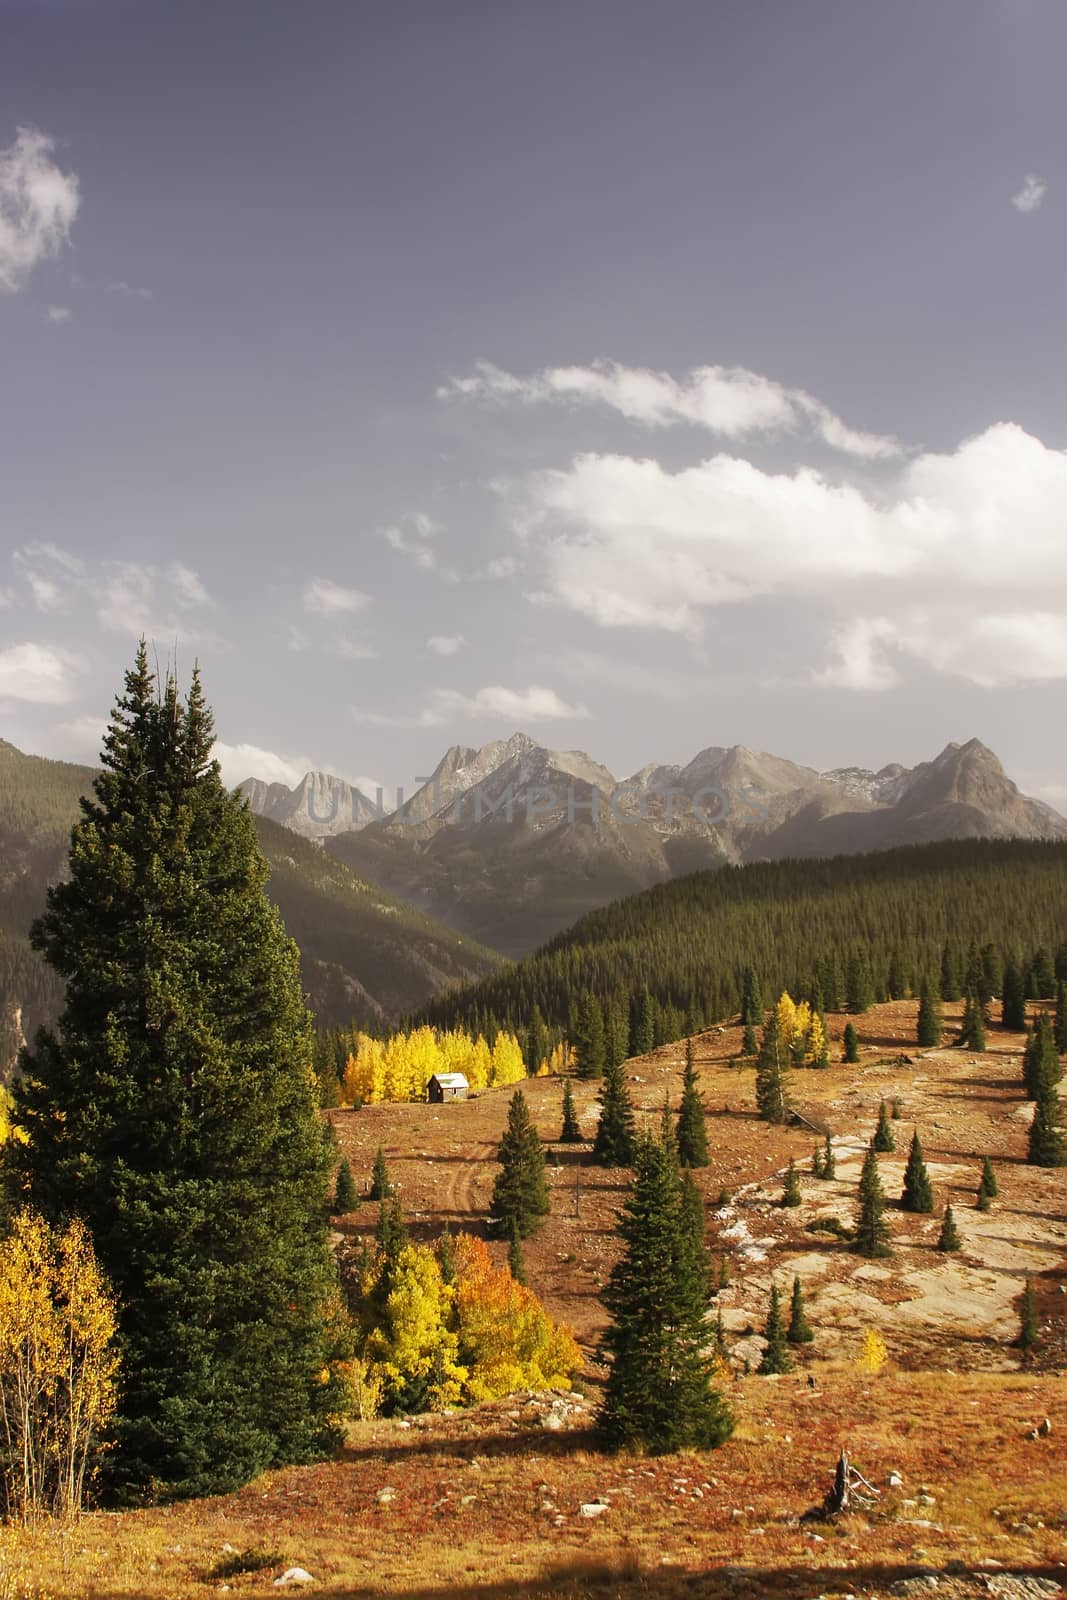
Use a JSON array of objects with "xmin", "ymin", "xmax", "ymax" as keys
[
  {"xmin": 510, "ymin": 421, "xmax": 1067, "ymax": 688},
  {"xmin": 379, "ymin": 512, "xmax": 442, "ymax": 571},
  {"xmin": 169, "ymin": 562, "xmax": 209, "ymax": 607},
  {"xmin": 94, "ymin": 561, "xmax": 209, "ymax": 640},
  {"xmin": 479, "ymin": 555, "xmax": 518, "ymax": 580},
  {"xmin": 52, "ymin": 713, "xmax": 108, "ymax": 761},
  {"xmin": 427, "ymin": 634, "xmax": 466, "ymax": 656},
  {"xmin": 1011, "ymin": 174, "xmax": 1047, "ymax": 214},
  {"xmin": 0, "ymin": 586, "xmax": 13, "ymax": 608},
  {"xmin": 328, "ymin": 638, "xmax": 377, "ymax": 661},
  {"xmin": 0, "ymin": 642, "xmax": 81, "ymax": 704},
  {"xmin": 440, "ymin": 358, "xmax": 900, "ymax": 461},
  {"xmin": 13, "ymin": 542, "xmax": 84, "ymax": 611},
  {"xmin": 425, "ymin": 684, "xmax": 589, "ymax": 724},
  {"xmin": 46, "ymin": 304, "xmax": 71, "ymax": 323},
  {"xmin": 302, "ymin": 577, "xmax": 370, "ymax": 616},
  {"xmin": 212, "ymin": 739, "xmax": 388, "ymax": 805},
  {"xmin": 0, "ymin": 127, "xmax": 80, "ymax": 293},
  {"xmin": 107, "ymin": 280, "xmax": 153, "ymax": 300}
]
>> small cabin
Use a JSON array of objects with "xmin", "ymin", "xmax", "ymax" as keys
[{"xmin": 428, "ymin": 1072, "xmax": 469, "ymax": 1104}]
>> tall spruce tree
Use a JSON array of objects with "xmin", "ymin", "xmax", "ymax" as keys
[
  {"xmin": 845, "ymin": 947, "xmax": 875, "ymax": 1014},
  {"xmin": 940, "ymin": 942, "xmax": 962, "ymax": 1002},
  {"xmin": 368, "ymin": 1146, "xmax": 392, "ymax": 1200},
  {"xmin": 1023, "ymin": 1013, "xmax": 1061, "ymax": 1100},
  {"xmin": 1055, "ymin": 982, "xmax": 1067, "ymax": 1054},
  {"xmin": 1027, "ymin": 1084, "xmax": 1066, "ymax": 1167},
  {"xmin": 559, "ymin": 1077, "xmax": 582, "ymax": 1143},
  {"xmin": 873, "ymin": 1100, "xmax": 896, "ymax": 1152},
  {"xmin": 979, "ymin": 1155, "xmax": 998, "ymax": 1199},
  {"xmin": 598, "ymin": 1131, "xmax": 733, "ymax": 1453},
  {"xmin": 758, "ymin": 1281, "xmax": 793, "ymax": 1374},
  {"xmin": 853, "ymin": 1142, "xmax": 892, "ymax": 1258},
  {"xmin": 917, "ymin": 976, "xmax": 943, "ymax": 1048},
  {"xmin": 676, "ymin": 1039, "xmax": 709, "ymax": 1168},
  {"xmin": 958, "ymin": 989, "xmax": 987, "ymax": 1051},
  {"xmin": 489, "ymin": 1089, "xmax": 551, "ymax": 1238},
  {"xmin": 781, "ymin": 1157, "xmax": 801, "ymax": 1207},
  {"xmin": 901, "ymin": 1130, "xmax": 935, "ymax": 1213},
  {"xmin": 592, "ymin": 1057, "xmax": 637, "ymax": 1167},
  {"xmin": 755, "ymin": 1012, "xmax": 790, "ymax": 1124},
  {"xmin": 1001, "ymin": 961, "xmax": 1027, "ymax": 1031},
  {"xmin": 842, "ymin": 1021, "xmax": 860, "ymax": 1064},
  {"xmin": 573, "ymin": 991, "xmax": 607, "ymax": 1079},
  {"xmin": 7, "ymin": 649, "xmax": 349, "ymax": 1501},
  {"xmin": 787, "ymin": 1274, "xmax": 814, "ymax": 1344},
  {"xmin": 333, "ymin": 1157, "xmax": 358, "ymax": 1213},
  {"xmin": 629, "ymin": 986, "xmax": 656, "ymax": 1058},
  {"xmin": 937, "ymin": 1204, "xmax": 961, "ymax": 1252}
]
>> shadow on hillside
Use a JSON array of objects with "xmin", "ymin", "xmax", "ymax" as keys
[
  {"xmin": 336, "ymin": 1422, "xmax": 600, "ymax": 1469},
  {"xmin": 175, "ymin": 1557, "xmax": 1067, "ymax": 1600}
]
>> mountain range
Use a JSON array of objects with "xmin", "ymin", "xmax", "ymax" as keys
[{"xmin": 240, "ymin": 734, "xmax": 1067, "ymax": 957}]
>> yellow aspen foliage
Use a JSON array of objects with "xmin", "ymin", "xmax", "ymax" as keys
[
  {"xmin": 465, "ymin": 1035, "xmax": 493, "ymax": 1093},
  {"xmin": 857, "ymin": 1326, "xmax": 888, "ymax": 1375},
  {"xmin": 538, "ymin": 1041, "xmax": 573, "ymax": 1077},
  {"xmin": 451, "ymin": 1235, "xmax": 582, "ymax": 1404},
  {"xmin": 807, "ymin": 1009, "xmax": 827, "ymax": 1065},
  {"xmin": 775, "ymin": 992, "xmax": 826, "ymax": 1066},
  {"xmin": 490, "ymin": 1032, "xmax": 525, "ymax": 1089},
  {"xmin": 363, "ymin": 1245, "xmax": 466, "ymax": 1413},
  {"xmin": 0, "ymin": 1086, "xmax": 28, "ymax": 1146},
  {"xmin": 339, "ymin": 1027, "xmax": 529, "ymax": 1105},
  {"xmin": 0, "ymin": 1211, "xmax": 119, "ymax": 1522}
]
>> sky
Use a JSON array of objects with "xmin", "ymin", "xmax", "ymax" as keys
[{"xmin": 2, "ymin": 0, "xmax": 1067, "ymax": 806}]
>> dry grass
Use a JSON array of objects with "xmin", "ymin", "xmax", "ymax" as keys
[{"xmin": 3, "ymin": 1000, "xmax": 1065, "ymax": 1597}]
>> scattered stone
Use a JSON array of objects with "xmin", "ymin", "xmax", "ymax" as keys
[
  {"xmin": 984, "ymin": 1579, "xmax": 1064, "ymax": 1600},
  {"xmin": 579, "ymin": 1501, "xmax": 608, "ymax": 1518},
  {"xmin": 888, "ymin": 1472, "xmax": 904, "ymax": 1488},
  {"xmin": 273, "ymin": 1572, "xmax": 314, "ymax": 1590},
  {"xmin": 1038, "ymin": 1417, "xmax": 1052, "ymax": 1436},
  {"xmin": 890, "ymin": 1579, "xmax": 939, "ymax": 1597},
  {"xmin": 376, "ymin": 1486, "xmax": 396, "ymax": 1504}
]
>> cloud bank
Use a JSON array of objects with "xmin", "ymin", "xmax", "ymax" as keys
[{"xmin": 0, "ymin": 127, "xmax": 80, "ymax": 292}]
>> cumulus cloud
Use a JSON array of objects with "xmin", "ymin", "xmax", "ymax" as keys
[
  {"xmin": 1011, "ymin": 173, "xmax": 1047, "ymax": 214},
  {"xmin": 107, "ymin": 280, "xmax": 153, "ymax": 300},
  {"xmin": 0, "ymin": 127, "xmax": 80, "ymax": 292},
  {"xmin": 212, "ymin": 739, "xmax": 387, "ymax": 804},
  {"xmin": 94, "ymin": 561, "xmax": 210, "ymax": 639},
  {"xmin": 0, "ymin": 642, "xmax": 81, "ymax": 704},
  {"xmin": 302, "ymin": 577, "xmax": 369, "ymax": 616},
  {"xmin": 52, "ymin": 713, "xmax": 108, "ymax": 761},
  {"xmin": 440, "ymin": 358, "xmax": 900, "ymax": 460},
  {"xmin": 46, "ymin": 304, "xmax": 71, "ymax": 323},
  {"xmin": 508, "ymin": 421, "xmax": 1067, "ymax": 688},
  {"xmin": 427, "ymin": 634, "xmax": 466, "ymax": 656},
  {"xmin": 379, "ymin": 511, "xmax": 443, "ymax": 572},
  {"xmin": 425, "ymin": 684, "xmax": 588, "ymax": 724}
]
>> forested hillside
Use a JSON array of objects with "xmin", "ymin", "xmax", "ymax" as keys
[
  {"xmin": 422, "ymin": 838, "xmax": 1067, "ymax": 1045},
  {"xmin": 0, "ymin": 738, "xmax": 502, "ymax": 1056}
]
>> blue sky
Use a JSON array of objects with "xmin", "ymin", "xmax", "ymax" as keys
[{"xmin": 2, "ymin": 0, "xmax": 1067, "ymax": 804}]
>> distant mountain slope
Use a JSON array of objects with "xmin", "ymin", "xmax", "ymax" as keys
[
  {"xmin": 0, "ymin": 740, "xmax": 502, "ymax": 1064},
  {"xmin": 423, "ymin": 837, "xmax": 1067, "ymax": 1040},
  {"xmin": 314, "ymin": 734, "xmax": 1065, "ymax": 956}
]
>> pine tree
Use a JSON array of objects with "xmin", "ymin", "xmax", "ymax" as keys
[
  {"xmin": 559, "ymin": 1077, "xmax": 582, "ymax": 1142},
  {"xmin": 740, "ymin": 967, "xmax": 763, "ymax": 1028},
  {"xmin": 489, "ymin": 1089, "xmax": 551, "ymax": 1238},
  {"xmin": 758, "ymin": 1281, "xmax": 793, "ymax": 1373},
  {"xmin": 368, "ymin": 1145, "xmax": 392, "ymax": 1200},
  {"xmin": 958, "ymin": 990, "xmax": 987, "ymax": 1051},
  {"xmin": 506, "ymin": 1216, "xmax": 527, "ymax": 1285},
  {"xmin": 976, "ymin": 1183, "xmax": 991, "ymax": 1211},
  {"xmin": 781, "ymin": 1158, "xmax": 801, "ymax": 1207},
  {"xmin": 853, "ymin": 1143, "xmax": 892, "ymax": 1258},
  {"xmin": 940, "ymin": 942, "xmax": 962, "ymax": 1002},
  {"xmin": 1056, "ymin": 981, "xmax": 1067, "ymax": 1054},
  {"xmin": 811, "ymin": 1143, "xmax": 824, "ymax": 1178},
  {"xmin": 917, "ymin": 976, "xmax": 943, "ymax": 1048},
  {"xmin": 598, "ymin": 1132, "xmax": 734, "ymax": 1453},
  {"xmin": 1029, "ymin": 946, "xmax": 1056, "ymax": 1000},
  {"xmin": 7, "ymin": 649, "xmax": 349, "ymax": 1501},
  {"xmin": 592, "ymin": 1058, "xmax": 637, "ymax": 1167},
  {"xmin": 1023, "ymin": 1013, "xmax": 1061, "ymax": 1099},
  {"xmin": 822, "ymin": 1131, "xmax": 836, "ymax": 1179},
  {"xmin": 755, "ymin": 1012, "xmax": 789, "ymax": 1124},
  {"xmin": 1027, "ymin": 1085, "xmax": 1066, "ymax": 1167},
  {"xmin": 887, "ymin": 949, "xmax": 907, "ymax": 1001},
  {"xmin": 901, "ymin": 1131, "xmax": 935, "ymax": 1213},
  {"xmin": 846, "ymin": 947, "xmax": 875, "ymax": 1014},
  {"xmin": 676, "ymin": 1039, "xmax": 709, "ymax": 1168},
  {"xmin": 1017, "ymin": 1275, "xmax": 1038, "ymax": 1350},
  {"xmin": 437, "ymin": 1224, "xmax": 456, "ymax": 1284},
  {"xmin": 333, "ymin": 1158, "xmax": 358, "ymax": 1213},
  {"xmin": 1001, "ymin": 961, "xmax": 1027, "ymax": 1031},
  {"xmin": 787, "ymin": 1274, "xmax": 814, "ymax": 1343},
  {"xmin": 629, "ymin": 986, "xmax": 656, "ymax": 1058},
  {"xmin": 937, "ymin": 1204, "xmax": 961, "ymax": 1252},
  {"xmin": 842, "ymin": 1022, "xmax": 860, "ymax": 1064},
  {"xmin": 873, "ymin": 1100, "xmax": 896, "ymax": 1152},
  {"xmin": 979, "ymin": 1155, "xmax": 998, "ymax": 1199},
  {"xmin": 741, "ymin": 1021, "xmax": 758, "ymax": 1057},
  {"xmin": 573, "ymin": 991, "xmax": 606, "ymax": 1079}
]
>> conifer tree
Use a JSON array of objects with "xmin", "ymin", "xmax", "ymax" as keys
[
  {"xmin": 740, "ymin": 967, "xmax": 763, "ymax": 1029},
  {"xmin": 976, "ymin": 1183, "xmax": 991, "ymax": 1211},
  {"xmin": 846, "ymin": 947, "xmax": 875, "ymax": 1013},
  {"xmin": 757, "ymin": 1281, "xmax": 793, "ymax": 1373},
  {"xmin": 7, "ymin": 648, "xmax": 349, "ymax": 1500},
  {"xmin": 598, "ymin": 1132, "xmax": 733, "ymax": 1453},
  {"xmin": 1023, "ymin": 1013, "xmax": 1061, "ymax": 1099},
  {"xmin": 873, "ymin": 1100, "xmax": 896, "ymax": 1152},
  {"xmin": 787, "ymin": 1274, "xmax": 814, "ymax": 1343},
  {"xmin": 887, "ymin": 950, "xmax": 908, "ymax": 1001},
  {"xmin": 822, "ymin": 1131, "xmax": 836, "ymax": 1179},
  {"xmin": 781, "ymin": 1158, "xmax": 801, "ymax": 1207},
  {"xmin": 592, "ymin": 1058, "xmax": 637, "ymax": 1167},
  {"xmin": 842, "ymin": 1022, "xmax": 860, "ymax": 1064},
  {"xmin": 853, "ymin": 1143, "xmax": 892, "ymax": 1258},
  {"xmin": 755, "ymin": 1012, "xmax": 789, "ymax": 1124},
  {"xmin": 811, "ymin": 1143, "xmax": 824, "ymax": 1178},
  {"xmin": 1017, "ymin": 1275, "xmax": 1038, "ymax": 1350},
  {"xmin": 940, "ymin": 942, "xmax": 962, "ymax": 1002},
  {"xmin": 980, "ymin": 943, "xmax": 1002, "ymax": 1008},
  {"xmin": 1001, "ymin": 961, "xmax": 1027, "ymax": 1031},
  {"xmin": 1056, "ymin": 982, "xmax": 1067, "ymax": 1054},
  {"xmin": 1029, "ymin": 946, "xmax": 1056, "ymax": 999},
  {"xmin": 741, "ymin": 1021, "xmax": 758, "ymax": 1057},
  {"xmin": 676, "ymin": 1039, "xmax": 709, "ymax": 1168},
  {"xmin": 901, "ymin": 1130, "xmax": 934, "ymax": 1213},
  {"xmin": 489, "ymin": 1089, "xmax": 551, "ymax": 1238},
  {"xmin": 937, "ymin": 1204, "xmax": 961, "ymax": 1252},
  {"xmin": 958, "ymin": 989, "xmax": 987, "ymax": 1050},
  {"xmin": 629, "ymin": 986, "xmax": 656, "ymax": 1058},
  {"xmin": 573, "ymin": 991, "xmax": 606, "ymax": 1079},
  {"xmin": 333, "ymin": 1158, "xmax": 358, "ymax": 1213},
  {"xmin": 559, "ymin": 1077, "xmax": 582, "ymax": 1143},
  {"xmin": 917, "ymin": 976, "xmax": 943, "ymax": 1048},
  {"xmin": 368, "ymin": 1145, "xmax": 392, "ymax": 1200},
  {"xmin": 1027, "ymin": 1084, "xmax": 1067, "ymax": 1167},
  {"xmin": 979, "ymin": 1155, "xmax": 998, "ymax": 1199},
  {"xmin": 437, "ymin": 1224, "xmax": 456, "ymax": 1284}
]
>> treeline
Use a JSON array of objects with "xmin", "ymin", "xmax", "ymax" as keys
[{"xmin": 418, "ymin": 840, "xmax": 1067, "ymax": 1052}]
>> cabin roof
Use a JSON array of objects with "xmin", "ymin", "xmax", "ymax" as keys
[{"xmin": 429, "ymin": 1072, "xmax": 469, "ymax": 1088}]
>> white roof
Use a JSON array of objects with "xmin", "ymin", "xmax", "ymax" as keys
[{"xmin": 431, "ymin": 1073, "xmax": 469, "ymax": 1088}]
